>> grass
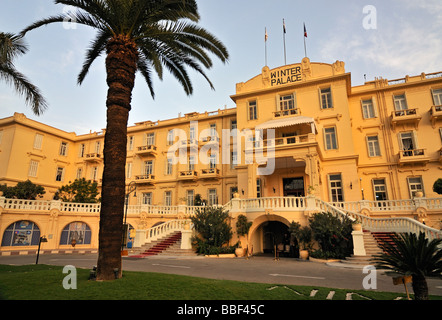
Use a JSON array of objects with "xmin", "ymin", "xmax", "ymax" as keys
[{"xmin": 0, "ymin": 264, "xmax": 440, "ymax": 300}]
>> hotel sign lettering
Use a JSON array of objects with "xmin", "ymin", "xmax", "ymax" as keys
[{"xmin": 270, "ymin": 66, "xmax": 302, "ymax": 86}]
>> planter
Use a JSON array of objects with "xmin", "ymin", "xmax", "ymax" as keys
[
  {"xmin": 235, "ymin": 247, "xmax": 246, "ymax": 257},
  {"xmin": 299, "ymin": 250, "xmax": 309, "ymax": 260},
  {"xmin": 352, "ymin": 223, "xmax": 362, "ymax": 231}
]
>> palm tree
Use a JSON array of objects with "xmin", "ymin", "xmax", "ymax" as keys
[
  {"xmin": 21, "ymin": 0, "xmax": 228, "ymax": 280},
  {"xmin": 371, "ymin": 232, "xmax": 442, "ymax": 300},
  {"xmin": 0, "ymin": 32, "xmax": 47, "ymax": 115}
]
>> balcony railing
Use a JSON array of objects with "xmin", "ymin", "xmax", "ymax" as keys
[
  {"xmin": 178, "ymin": 170, "xmax": 198, "ymax": 180},
  {"xmin": 391, "ymin": 108, "xmax": 421, "ymax": 130},
  {"xmin": 200, "ymin": 168, "xmax": 220, "ymax": 179},
  {"xmin": 84, "ymin": 153, "xmax": 102, "ymax": 162},
  {"xmin": 430, "ymin": 105, "xmax": 442, "ymax": 127},
  {"xmin": 273, "ymin": 108, "xmax": 299, "ymax": 118},
  {"xmin": 134, "ymin": 174, "xmax": 156, "ymax": 184},
  {"xmin": 248, "ymin": 133, "xmax": 315, "ymax": 150},
  {"xmin": 136, "ymin": 145, "xmax": 157, "ymax": 156},
  {"xmin": 398, "ymin": 149, "xmax": 429, "ymax": 165}
]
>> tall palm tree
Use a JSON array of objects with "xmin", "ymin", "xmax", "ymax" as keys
[
  {"xmin": 0, "ymin": 32, "xmax": 47, "ymax": 115},
  {"xmin": 21, "ymin": 0, "xmax": 228, "ymax": 280},
  {"xmin": 371, "ymin": 232, "xmax": 442, "ymax": 300}
]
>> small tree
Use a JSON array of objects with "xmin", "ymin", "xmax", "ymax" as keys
[
  {"xmin": 0, "ymin": 180, "xmax": 45, "ymax": 199},
  {"xmin": 55, "ymin": 178, "xmax": 100, "ymax": 203},
  {"xmin": 433, "ymin": 178, "xmax": 442, "ymax": 195},
  {"xmin": 235, "ymin": 214, "xmax": 252, "ymax": 247},
  {"xmin": 191, "ymin": 206, "xmax": 233, "ymax": 255},
  {"xmin": 372, "ymin": 232, "xmax": 442, "ymax": 300}
]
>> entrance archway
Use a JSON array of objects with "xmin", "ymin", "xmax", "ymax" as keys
[{"xmin": 248, "ymin": 215, "xmax": 297, "ymax": 257}]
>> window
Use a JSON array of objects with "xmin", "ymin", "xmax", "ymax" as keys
[
  {"xmin": 209, "ymin": 154, "xmax": 217, "ymax": 169},
  {"xmin": 76, "ymin": 167, "xmax": 83, "ymax": 180},
  {"xmin": 94, "ymin": 141, "xmax": 101, "ymax": 154},
  {"xmin": 55, "ymin": 167, "xmax": 65, "ymax": 182},
  {"xmin": 186, "ymin": 190, "xmax": 194, "ymax": 206},
  {"xmin": 324, "ymin": 127, "xmax": 338, "ymax": 150},
  {"xmin": 79, "ymin": 143, "xmax": 85, "ymax": 157},
  {"xmin": 167, "ymin": 130, "xmax": 174, "ymax": 145},
  {"xmin": 362, "ymin": 99, "xmax": 376, "ymax": 119},
  {"xmin": 142, "ymin": 192, "xmax": 152, "ymax": 205},
  {"xmin": 231, "ymin": 120, "xmax": 237, "ymax": 131},
  {"xmin": 127, "ymin": 136, "xmax": 134, "ymax": 151},
  {"xmin": 208, "ymin": 189, "xmax": 217, "ymax": 206},
  {"xmin": 188, "ymin": 156, "xmax": 195, "ymax": 171},
  {"xmin": 230, "ymin": 187, "xmax": 238, "ymax": 199},
  {"xmin": 367, "ymin": 135, "xmax": 381, "ymax": 157},
  {"xmin": 59, "ymin": 222, "xmax": 91, "ymax": 245},
  {"xmin": 165, "ymin": 158, "xmax": 173, "ymax": 175},
  {"xmin": 329, "ymin": 174, "xmax": 343, "ymax": 202},
  {"xmin": 393, "ymin": 94, "xmax": 408, "ymax": 111},
  {"xmin": 433, "ymin": 88, "xmax": 442, "ymax": 106},
  {"xmin": 230, "ymin": 151, "xmax": 237, "ymax": 169},
  {"xmin": 373, "ymin": 179, "xmax": 388, "ymax": 201},
  {"xmin": 59, "ymin": 142, "xmax": 68, "ymax": 156},
  {"xmin": 256, "ymin": 178, "xmax": 262, "ymax": 198},
  {"xmin": 143, "ymin": 160, "xmax": 153, "ymax": 175},
  {"xmin": 33, "ymin": 133, "xmax": 43, "ymax": 149},
  {"xmin": 189, "ymin": 126, "xmax": 196, "ymax": 140},
  {"xmin": 145, "ymin": 133, "xmax": 155, "ymax": 146},
  {"xmin": 407, "ymin": 177, "xmax": 424, "ymax": 197},
  {"xmin": 248, "ymin": 100, "xmax": 258, "ymax": 120},
  {"xmin": 279, "ymin": 94, "xmax": 296, "ymax": 111},
  {"xmin": 91, "ymin": 167, "xmax": 99, "ymax": 181},
  {"xmin": 164, "ymin": 191, "xmax": 172, "ymax": 206},
  {"xmin": 126, "ymin": 162, "xmax": 132, "ymax": 179},
  {"xmin": 210, "ymin": 123, "xmax": 217, "ymax": 138},
  {"xmin": 1, "ymin": 221, "xmax": 40, "ymax": 247},
  {"xmin": 320, "ymin": 87, "xmax": 333, "ymax": 109},
  {"xmin": 28, "ymin": 160, "xmax": 38, "ymax": 177},
  {"xmin": 399, "ymin": 132, "xmax": 418, "ymax": 156}
]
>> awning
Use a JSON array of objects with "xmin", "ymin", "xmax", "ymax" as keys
[{"xmin": 256, "ymin": 116, "xmax": 317, "ymax": 132}]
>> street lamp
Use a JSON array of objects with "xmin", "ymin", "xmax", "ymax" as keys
[
  {"xmin": 36, "ymin": 236, "xmax": 48, "ymax": 264},
  {"xmin": 122, "ymin": 181, "xmax": 137, "ymax": 254}
]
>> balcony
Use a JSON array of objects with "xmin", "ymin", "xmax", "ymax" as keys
[
  {"xmin": 84, "ymin": 153, "xmax": 102, "ymax": 163},
  {"xmin": 398, "ymin": 149, "xmax": 430, "ymax": 166},
  {"xmin": 136, "ymin": 145, "xmax": 157, "ymax": 156},
  {"xmin": 200, "ymin": 168, "xmax": 220, "ymax": 179},
  {"xmin": 246, "ymin": 133, "xmax": 316, "ymax": 152},
  {"xmin": 134, "ymin": 174, "xmax": 156, "ymax": 184},
  {"xmin": 273, "ymin": 108, "xmax": 299, "ymax": 118},
  {"xmin": 178, "ymin": 139, "xmax": 199, "ymax": 151},
  {"xmin": 430, "ymin": 105, "xmax": 442, "ymax": 128},
  {"xmin": 178, "ymin": 170, "xmax": 198, "ymax": 181},
  {"xmin": 391, "ymin": 108, "xmax": 421, "ymax": 130}
]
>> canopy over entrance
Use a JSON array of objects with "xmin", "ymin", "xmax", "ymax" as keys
[{"xmin": 256, "ymin": 116, "xmax": 317, "ymax": 133}]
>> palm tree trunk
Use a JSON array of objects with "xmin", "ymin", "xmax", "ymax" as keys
[
  {"xmin": 412, "ymin": 274, "xmax": 429, "ymax": 300},
  {"xmin": 96, "ymin": 35, "xmax": 137, "ymax": 281}
]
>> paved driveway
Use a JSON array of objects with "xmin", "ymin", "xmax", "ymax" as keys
[{"xmin": 2, "ymin": 253, "xmax": 442, "ymax": 297}]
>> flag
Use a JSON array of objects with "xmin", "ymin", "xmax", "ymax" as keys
[
  {"xmin": 265, "ymin": 28, "xmax": 268, "ymax": 42},
  {"xmin": 304, "ymin": 23, "xmax": 308, "ymax": 38},
  {"xmin": 283, "ymin": 19, "xmax": 286, "ymax": 34}
]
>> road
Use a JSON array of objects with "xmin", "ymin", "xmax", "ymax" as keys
[{"xmin": 2, "ymin": 253, "xmax": 442, "ymax": 297}]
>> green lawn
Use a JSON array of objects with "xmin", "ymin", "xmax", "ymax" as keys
[{"xmin": 0, "ymin": 264, "xmax": 440, "ymax": 300}]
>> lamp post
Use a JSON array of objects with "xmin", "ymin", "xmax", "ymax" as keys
[
  {"xmin": 36, "ymin": 236, "xmax": 47, "ymax": 264},
  {"xmin": 122, "ymin": 181, "xmax": 137, "ymax": 254}
]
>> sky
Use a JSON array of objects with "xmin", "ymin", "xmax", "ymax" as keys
[{"xmin": 1, "ymin": 0, "xmax": 442, "ymax": 134}]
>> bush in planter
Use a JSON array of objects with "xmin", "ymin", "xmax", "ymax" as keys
[
  {"xmin": 308, "ymin": 212, "xmax": 353, "ymax": 259},
  {"xmin": 191, "ymin": 206, "xmax": 233, "ymax": 255}
]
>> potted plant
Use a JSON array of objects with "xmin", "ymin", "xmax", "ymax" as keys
[
  {"xmin": 235, "ymin": 214, "xmax": 252, "ymax": 257},
  {"xmin": 297, "ymin": 226, "xmax": 313, "ymax": 260},
  {"xmin": 352, "ymin": 218, "xmax": 362, "ymax": 231}
]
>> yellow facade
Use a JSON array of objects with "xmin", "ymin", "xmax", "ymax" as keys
[{"xmin": 1, "ymin": 58, "xmax": 442, "ymax": 253}]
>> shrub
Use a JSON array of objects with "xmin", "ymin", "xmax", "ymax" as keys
[
  {"xmin": 308, "ymin": 212, "xmax": 353, "ymax": 259},
  {"xmin": 191, "ymin": 206, "xmax": 233, "ymax": 255}
]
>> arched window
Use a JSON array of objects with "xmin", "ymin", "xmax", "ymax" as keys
[
  {"xmin": 1, "ymin": 221, "xmax": 41, "ymax": 247},
  {"xmin": 59, "ymin": 222, "xmax": 91, "ymax": 245}
]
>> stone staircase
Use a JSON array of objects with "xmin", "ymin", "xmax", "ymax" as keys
[
  {"xmin": 340, "ymin": 231, "xmax": 396, "ymax": 266},
  {"xmin": 129, "ymin": 231, "xmax": 196, "ymax": 258}
]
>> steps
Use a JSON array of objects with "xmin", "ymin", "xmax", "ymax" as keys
[
  {"xmin": 339, "ymin": 231, "xmax": 396, "ymax": 266},
  {"xmin": 129, "ymin": 232, "xmax": 196, "ymax": 258}
]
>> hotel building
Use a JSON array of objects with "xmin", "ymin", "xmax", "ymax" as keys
[{"xmin": 1, "ymin": 58, "xmax": 442, "ymax": 254}]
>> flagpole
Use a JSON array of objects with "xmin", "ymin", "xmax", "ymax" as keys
[
  {"xmin": 283, "ymin": 19, "xmax": 287, "ymax": 65},
  {"xmin": 303, "ymin": 23, "xmax": 308, "ymax": 57},
  {"xmin": 265, "ymin": 27, "xmax": 268, "ymax": 66}
]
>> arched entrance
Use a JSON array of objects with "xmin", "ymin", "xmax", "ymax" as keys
[{"xmin": 248, "ymin": 214, "xmax": 298, "ymax": 257}]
